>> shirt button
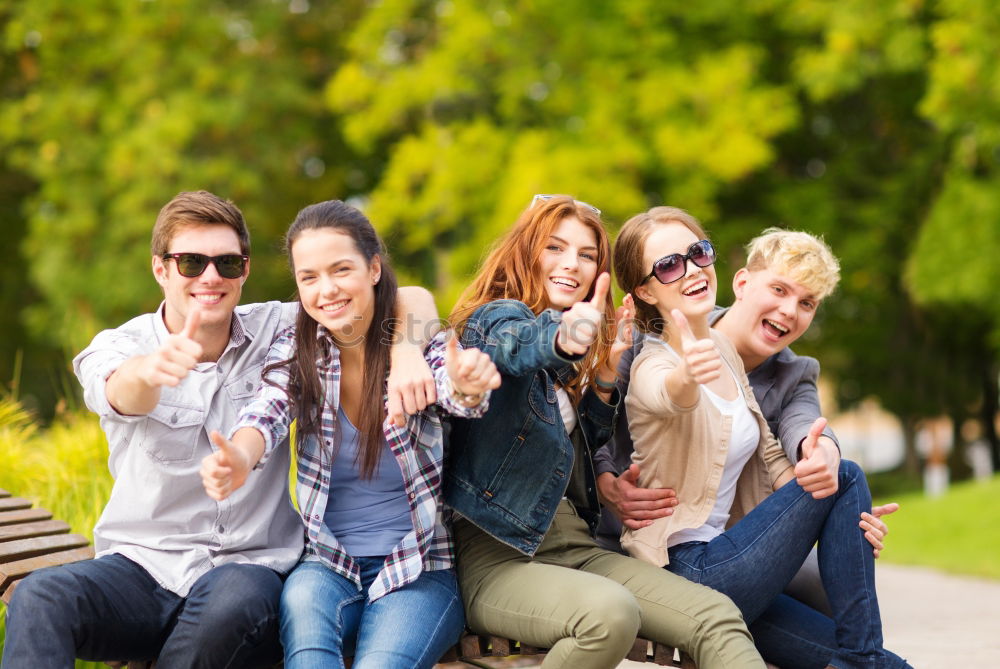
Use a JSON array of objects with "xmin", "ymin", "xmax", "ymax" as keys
[
  {"xmin": 217, "ymin": 525, "xmax": 225, "ymax": 534},
  {"xmin": 170, "ymin": 413, "xmax": 178, "ymax": 425},
  {"xmin": 245, "ymin": 381, "xmax": 253, "ymax": 391},
  {"xmin": 408, "ymin": 492, "xmax": 415, "ymax": 501}
]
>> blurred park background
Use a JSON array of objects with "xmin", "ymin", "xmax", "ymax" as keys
[{"xmin": 2, "ymin": 0, "xmax": 1000, "ymax": 661}]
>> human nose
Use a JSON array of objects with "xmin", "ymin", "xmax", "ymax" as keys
[
  {"xmin": 560, "ymin": 250, "xmax": 579, "ymax": 271},
  {"xmin": 196, "ymin": 260, "xmax": 224, "ymax": 283},
  {"xmin": 777, "ymin": 295, "xmax": 797, "ymax": 318},
  {"xmin": 318, "ymin": 274, "xmax": 339, "ymax": 297}
]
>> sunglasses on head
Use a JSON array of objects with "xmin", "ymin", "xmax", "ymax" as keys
[
  {"xmin": 162, "ymin": 253, "xmax": 248, "ymax": 279},
  {"xmin": 643, "ymin": 239, "xmax": 716, "ymax": 285},
  {"xmin": 531, "ymin": 193, "xmax": 602, "ymax": 216}
]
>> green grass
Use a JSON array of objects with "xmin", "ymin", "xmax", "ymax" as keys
[{"xmin": 875, "ymin": 474, "xmax": 1000, "ymax": 581}]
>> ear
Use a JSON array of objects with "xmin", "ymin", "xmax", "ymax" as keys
[
  {"xmin": 152, "ymin": 256, "xmax": 169, "ymax": 288},
  {"xmin": 241, "ymin": 257, "xmax": 251, "ymax": 285},
  {"xmin": 633, "ymin": 282, "xmax": 657, "ymax": 307},
  {"xmin": 370, "ymin": 255, "xmax": 382, "ymax": 285},
  {"xmin": 732, "ymin": 267, "xmax": 750, "ymax": 300}
]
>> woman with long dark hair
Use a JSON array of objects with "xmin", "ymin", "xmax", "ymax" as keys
[{"xmin": 200, "ymin": 199, "xmax": 499, "ymax": 669}]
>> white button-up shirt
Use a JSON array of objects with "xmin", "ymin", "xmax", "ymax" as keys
[{"xmin": 73, "ymin": 301, "xmax": 304, "ymax": 597}]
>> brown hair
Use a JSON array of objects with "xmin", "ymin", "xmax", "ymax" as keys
[
  {"xmin": 450, "ymin": 195, "xmax": 615, "ymax": 396},
  {"xmin": 266, "ymin": 200, "xmax": 398, "ymax": 480},
  {"xmin": 151, "ymin": 190, "xmax": 250, "ymax": 256},
  {"xmin": 613, "ymin": 206, "xmax": 708, "ymax": 335}
]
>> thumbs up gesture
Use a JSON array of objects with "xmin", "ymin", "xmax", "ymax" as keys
[
  {"xmin": 671, "ymin": 309, "xmax": 721, "ymax": 386},
  {"xmin": 557, "ymin": 272, "xmax": 611, "ymax": 356},
  {"xmin": 444, "ymin": 332, "xmax": 501, "ymax": 405},
  {"xmin": 794, "ymin": 417, "xmax": 840, "ymax": 499},
  {"xmin": 137, "ymin": 307, "xmax": 204, "ymax": 389},
  {"xmin": 201, "ymin": 429, "xmax": 257, "ymax": 501}
]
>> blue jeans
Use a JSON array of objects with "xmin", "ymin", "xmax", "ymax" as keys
[
  {"xmin": 666, "ymin": 460, "xmax": 911, "ymax": 669},
  {"xmin": 1, "ymin": 552, "xmax": 283, "ymax": 669},
  {"xmin": 279, "ymin": 558, "xmax": 464, "ymax": 669}
]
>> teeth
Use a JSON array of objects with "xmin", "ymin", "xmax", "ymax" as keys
[
  {"xmin": 551, "ymin": 278, "xmax": 578, "ymax": 288},
  {"xmin": 765, "ymin": 319, "xmax": 789, "ymax": 334},
  {"xmin": 682, "ymin": 280, "xmax": 707, "ymax": 296},
  {"xmin": 321, "ymin": 300, "xmax": 349, "ymax": 311},
  {"xmin": 194, "ymin": 294, "xmax": 222, "ymax": 304}
]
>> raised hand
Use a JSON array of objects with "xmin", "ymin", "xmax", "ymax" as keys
[
  {"xmin": 200, "ymin": 429, "xmax": 255, "ymax": 501},
  {"xmin": 558, "ymin": 272, "xmax": 611, "ymax": 356},
  {"xmin": 794, "ymin": 417, "xmax": 840, "ymax": 499},
  {"xmin": 861, "ymin": 502, "xmax": 900, "ymax": 558},
  {"xmin": 445, "ymin": 332, "xmax": 501, "ymax": 401},
  {"xmin": 137, "ymin": 307, "xmax": 204, "ymax": 388},
  {"xmin": 607, "ymin": 293, "xmax": 636, "ymax": 375},
  {"xmin": 671, "ymin": 308, "xmax": 721, "ymax": 386}
]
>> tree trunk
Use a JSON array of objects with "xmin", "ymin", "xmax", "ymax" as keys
[
  {"xmin": 982, "ymin": 362, "xmax": 999, "ymax": 474},
  {"xmin": 948, "ymin": 410, "xmax": 972, "ymax": 481},
  {"xmin": 900, "ymin": 414, "xmax": 921, "ymax": 477}
]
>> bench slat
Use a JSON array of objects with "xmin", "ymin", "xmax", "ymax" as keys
[
  {"xmin": 0, "ymin": 489, "xmax": 10, "ymax": 498},
  {"xmin": 0, "ymin": 533, "xmax": 90, "ymax": 562},
  {"xmin": 0, "ymin": 519, "xmax": 70, "ymax": 543},
  {"xmin": 0, "ymin": 497, "xmax": 33, "ymax": 512},
  {"xmin": 628, "ymin": 638, "xmax": 650, "ymax": 661},
  {"xmin": 0, "ymin": 545, "xmax": 95, "ymax": 594},
  {"xmin": 0, "ymin": 508, "xmax": 53, "ymax": 526}
]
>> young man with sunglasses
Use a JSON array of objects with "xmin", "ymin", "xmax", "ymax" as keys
[
  {"xmin": 594, "ymin": 227, "xmax": 897, "ymax": 664},
  {"xmin": 2, "ymin": 190, "xmax": 440, "ymax": 668}
]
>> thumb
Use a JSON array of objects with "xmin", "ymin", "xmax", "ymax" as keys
[
  {"xmin": 181, "ymin": 307, "xmax": 202, "ymax": 340},
  {"xmin": 445, "ymin": 329, "xmax": 460, "ymax": 364},
  {"xmin": 670, "ymin": 309, "xmax": 695, "ymax": 346},
  {"xmin": 588, "ymin": 272, "xmax": 611, "ymax": 313},
  {"xmin": 620, "ymin": 463, "xmax": 641, "ymax": 486},
  {"xmin": 210, "ymin": 430, "xmax": 235, "ymax": 464},
  {"xmin": 800, "ymin": 417, "xmax": 827, "ymax": 460}
]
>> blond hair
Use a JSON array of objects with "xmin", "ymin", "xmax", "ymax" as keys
[{"xmin": 744, "ymin": 228, "xmax": 840, "ymax": 300}]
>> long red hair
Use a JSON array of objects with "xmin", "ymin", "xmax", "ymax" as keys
[{"xmin": 450, "ymin": 196, "xmax": 615, "ymax": 397}]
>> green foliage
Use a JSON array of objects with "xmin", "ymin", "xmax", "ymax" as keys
[{"xmin": 876, "ymin": 475, "xmax": 1000, "ymax": 580}]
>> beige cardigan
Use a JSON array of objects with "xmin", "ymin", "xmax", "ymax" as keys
[{"xmin": 621, "ymin": 330, "xmax": 793, "ymax": 566}]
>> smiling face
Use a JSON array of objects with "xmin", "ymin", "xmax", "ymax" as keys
[
  {"xmin": 153, "ymin": 223, "xmax": 248, "ymax": 336},
  {"xmin": 536, "ymin": 216, "xmax": 600, "ymax": 310},
  {"xmin": 720, "ymin": 265, "xmax": 818, "ymax": 370},
  {"xmin": 291, "ymin": 227, "xmax": 380, "ymax": 346},
  {"xmin": 633, "ymin": 222, "xmax": 717, "ymax": 337}
]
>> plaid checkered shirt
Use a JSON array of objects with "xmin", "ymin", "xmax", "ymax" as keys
[{"xmin": 234, "ymin": 326, "xmax": 487, "ymax": 601}]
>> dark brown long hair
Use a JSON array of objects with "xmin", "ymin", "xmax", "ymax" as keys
[
  {"xmin": 267, "ymin": 200, "xmax": 399, "ymax": 479},
  {"xmin": 450, "ymin": 195, "xmax": 615, "ymax": 398}
]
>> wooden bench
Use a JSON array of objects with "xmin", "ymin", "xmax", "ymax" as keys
[
  {"xmin": 0, "ymin": 487, "xmax": 95, "ymax": 606},
  {"xmin": 1, "ymin": 488, "xmax": 692, "ymax": 667}
]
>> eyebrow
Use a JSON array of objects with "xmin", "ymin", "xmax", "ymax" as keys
[
  {"xmin": 549, "ymin": 234, "xmax": 598, "ymax": 252},
  {"xmin": 774, "ymin": 278, "xmax": 817, "ymax": 301},
  {"xmin": 295, "ymin": 258, "xmax": 357, "ymax": 275}
]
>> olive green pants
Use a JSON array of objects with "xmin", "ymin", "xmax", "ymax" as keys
[{"xmin": 455, "ymin": 500, "xmax": 764, "ymax": 669}]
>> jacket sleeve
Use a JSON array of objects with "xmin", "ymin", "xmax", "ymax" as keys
[
  {"xmin": 775, "ymin": 356, "xmax": 839, "ymax": 463},
  {"xmin": 461, "ymin": 300, "xmax": 581, "ymax": 377}
]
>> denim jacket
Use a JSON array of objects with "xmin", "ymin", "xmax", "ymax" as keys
[{"xmin": 444, "ymin": 299, "xmax": 620, "ymax": 556}]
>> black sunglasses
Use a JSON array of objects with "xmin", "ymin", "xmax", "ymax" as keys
[
  {"xmin": 162, "ymin": 253, "xmax": 248, "ymax": 279},
  {"xmin": 643, "ymin": 240, "xmax": 716, "ymax": 285},
  {"xmin": 531, "ymin": 193, "xmax": 602, "ymax": 216}
]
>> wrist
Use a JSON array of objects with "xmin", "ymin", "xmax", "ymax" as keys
[{"xmin": 450, "ymin": 378, "xmax": 485, "ymax": 408}]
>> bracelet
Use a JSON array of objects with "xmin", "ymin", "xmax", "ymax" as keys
[
  {"xmin": 594, "ymin": 375, "xmax": 617, "ymax": 390},
  {"xmin": 450, "ymin": 379, "xmax": 486, "ymax": 407}
]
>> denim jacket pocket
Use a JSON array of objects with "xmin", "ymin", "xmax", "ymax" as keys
[{"xmin": 527, "ymin": 374, "xmax": 557, "ymax": 425}]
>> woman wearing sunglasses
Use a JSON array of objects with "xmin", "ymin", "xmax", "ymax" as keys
[
  {"xmin": 614, "ymin": 206, "xmax": 911, "ymax": 669},
  {"xmin": 199, "ymin": 199, "xmax": 501, "ymax": 669},
  {"xmin": 444, "ymin": 195, "xmax": 765, "ymax": 669}
]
